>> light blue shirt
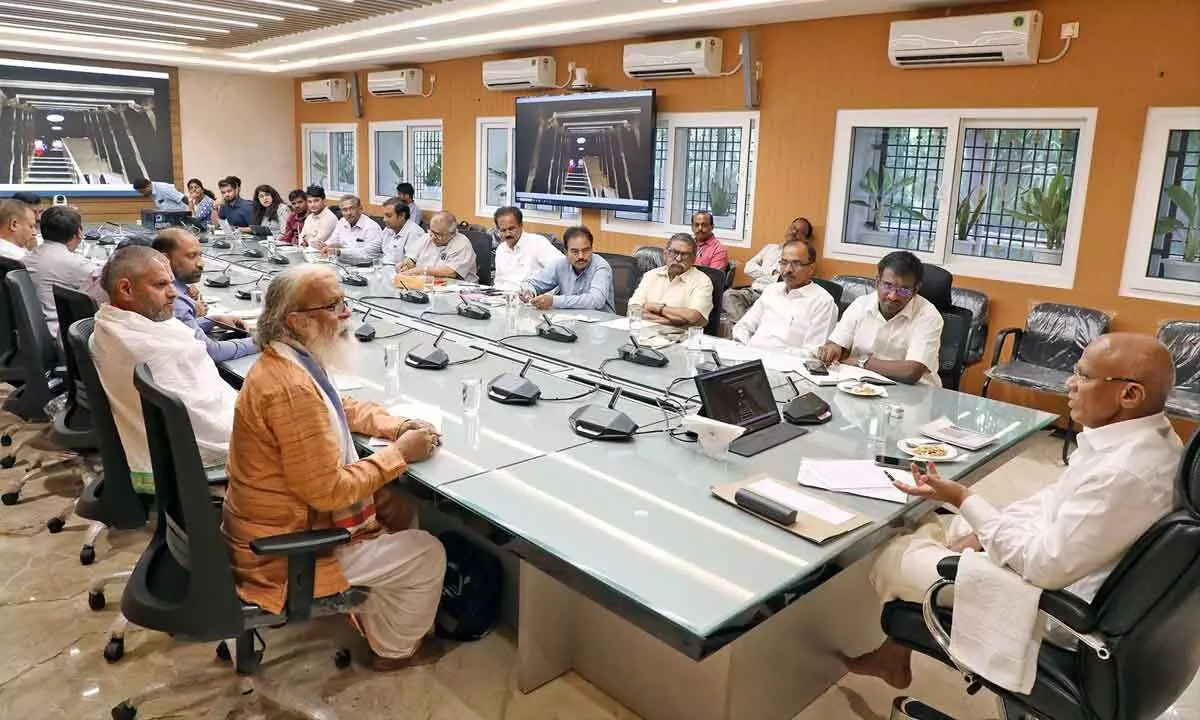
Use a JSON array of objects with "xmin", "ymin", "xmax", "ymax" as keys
[
  {"xmin": 526, "ymin": 253, "xmax": 614, "ymax": 313},
  {"xmin": 150, "ymin": 181, "xmax": 189, "ymax": 212}
]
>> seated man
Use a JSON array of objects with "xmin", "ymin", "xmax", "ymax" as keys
[
  {"xmin": 398, "ymin": 211, "xmax": 478, "ymax": 284},
  {"xmin": 298, "ymin": 185, "xmax": 338, "ymax": 250},
  {"xmin": 491, "ymin": 205, "xmax": 561, "ymax": 288},
  {"xmin": 816, "ymin": 250, "xmax": 942, "ymax": 386},
  {"xmin": 277, "ymin": 189, "xmax": 308, "ymax": 246},
  {"xmin": 519, "ymin": 225, "xmax": 614, "ymax": 313},
  {"xmin": 133, "ymin": 177, "xmax": 189, "ymax": 212},
  {"xmin": 845, "ymin": 333, "xmax": 1182, "ymax": 689},
  {"xmin": 731, "ymin": 239, "xmax": 836, "ymax": 354},
  {"xmin": 628, "ymin": 233, "xmax": 713, "ymax": 329},
  {"xmin": 723, "ymin": 217, "xmax": 812, "ymax": 326},
  {"xmin": 396, "ymin": 182, "xmax": 422, "ymax": 227},
  {"xmin": 380, "ymin": 198, "xmax": 423, "ymax": 266},
  {"xmin": 152, "ymin": 228, "xmax": 258, "ymax": 362},
  {"xmin": 0, "ymin": 198, "xmax": 36, "ymax": 260},
  {"xmin": 23, "ymin": 205, "xmax": 104, "ymax": 337},
  {"xmin": 223, "ymin": 264, "xmax": 446, "ymax": 670},
  {"xmin": 215, "ymin": 175, "xmax": 255, "ymax": 231},
  {"xmin": 691, "ymin": 211, "xmax": 729, "ymax": 271},
  {"xmin": 91, "ymin": 246, "xmax": 238, "ymax": 493},
  {"xmin": 324, "ymin": 195, "xmax": 383, "ymax": 264}
]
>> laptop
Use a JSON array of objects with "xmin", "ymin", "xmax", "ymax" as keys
[{"xmin": 695, "ymin": 359, "xmax": 808, "ymax": 457}]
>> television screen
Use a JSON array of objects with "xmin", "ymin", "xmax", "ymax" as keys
[{"xmin": 514, "ymin": 90, "xmax": 656, "ymax": 213}]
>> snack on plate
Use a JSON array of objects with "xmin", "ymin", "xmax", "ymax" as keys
[{"xmin": 910, "ymin": 444, "xmax": 949, "ymax": 459}]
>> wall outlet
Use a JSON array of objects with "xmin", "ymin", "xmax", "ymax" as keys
[{"xmin": 1060, "ymin": 22, "xmax": 1080, "ymax": 39}]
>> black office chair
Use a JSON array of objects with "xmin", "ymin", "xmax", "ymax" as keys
[
  {"xmin": 327, "ymin": 204, "xmax": 342, "ymax": 220},
  {"xmin": 723, "ymin": 261, "xmax": 738, "ymax": 292},
  {"xmin": 597, "ymin": 252, "xmax": 640, "ymax": 316},
  {"xmin": 831, "ymin": 274, "xmax": 876, "ymax": 316},
  {"xmin": 51, "ymin": 284, "xmax": 99, "ymax": 440},
  {"xmin": 1159, "ymin": 319, "xmax": 1200, "ymax": 421},
  {"xmin": 918, "ymin": 264, "xmax": 953, "ymax": 312},
  {"xmin": 113, "ymin": 362, "xmax": 362, "ymax": 720},
  {"xmin": 982, "ymin": 303, "xmax": 1111, "ymax": 463},
  {"xmin": 696, "ymin": 265, "xmax": 725, "ymax": 337},
  {"xmin": 882, "ymin": 428, "xmax": 1200, "ymax": 720},
  {"xmin": 633, "ymin": 245, "xmax": 664, "ymax": 275},
  {"xmin": 811, "ymin": 277, "xmax": 844, "ymax": 312},
  {"xmin": 546, "ymin": 233, "xmax": 565, "ymax": 254},
  {"xmin": 462, "ymin": 229, "xmax": 495, "ymax": 286},
  {"xmin": 0, "ymin": 256, "xmax": 25, "ymax": 385},
  {"xmin": 950, "ymin": 287, "xmax": 990, "ymax": 367},
  {"xmin": 937, "ymin": 307, "xmax": 974, "ymax": 392}
]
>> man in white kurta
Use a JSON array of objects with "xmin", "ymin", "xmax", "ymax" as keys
[
  {"xmin": 845, "ymin": 333, "xmax": 1183, "ymax": 690},
  {"xmin": 491, "ymin": 206, "xmax": 561, "ymax": 289},
  {"xmin": 731, "ymin": 239, "xmax": 836, "ymax": 355}
]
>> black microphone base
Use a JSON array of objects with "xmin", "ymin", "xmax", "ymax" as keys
[
  {"xmin": 618, "ymin": 344, "xmax": 668, "ymax": 368},
  {"xmin": 488, "ymin": 374, "xmax": 541, "ymax": 405},
  {"xmin": 569, "ymin": 405, "xmax": 638, "ymax": 441},
  {"xmin": 405, "ymin": 345, "xmax": 449, "ymax": 370}
]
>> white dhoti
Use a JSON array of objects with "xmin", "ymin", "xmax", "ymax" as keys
[
  {"xmin": 870, "ymin": 514, "xmax": 973, "ymax": 605},
  {"xmin": 335, "ymin": 529, "xmax": 446, "ymax": 659}
]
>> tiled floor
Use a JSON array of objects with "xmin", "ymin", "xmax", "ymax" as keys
[{"xmin": 0, "ymin": 416, "xmax": 1196, "ymax": 720}]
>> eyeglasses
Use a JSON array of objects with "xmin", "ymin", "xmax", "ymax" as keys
[
  {"xmin": 878, "ymin": 281, "xmax": 916, "ymax": 298},
  {"xmin": 294, "ymin": 298, "xmax": 348, "ymax": 314},
  {"xmin": 778, "ymin": 260, "xmax": 814, "ymax": 269},
  {"xmin": 1071, "ymin": 365, "xmax": 1143, "ymax": 385},
  {"xmin": 665, "ymin": 248, "xmax": 694, "ymax": 259}
]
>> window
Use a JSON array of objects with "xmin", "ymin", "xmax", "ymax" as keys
[
  {"xmin": 603, "ymin": 112, "xmax": 758, "ymax": 247},
  {"xmin": 825, "ymin": 109, "xmax": 1096, "ymax": 289},
  {"xmin": 474, "ymin": 117, "xmax": 579, "ymax": 224},
  {"xmin": 1120, "ymin": 107, "xmax": 1200, "ymax": 305},
  {"xmin": 302, "ymin": 123, "xmax": 357, "ymax": 198},
  {"xmin": 368, "ymin": 120, "xmax": 443, "ymax": 209}
]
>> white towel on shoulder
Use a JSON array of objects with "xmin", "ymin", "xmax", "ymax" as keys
[{"xmin": 948, "ymin": 549, "xmax": 1044, "ymax": 694}]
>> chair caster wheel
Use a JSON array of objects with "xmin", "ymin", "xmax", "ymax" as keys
[
  {"xmin": 47, "ymin": 517, "xmax": 65, "ymax": 533},
  {"xmin": 0, "ymin": 455, "xmax": 14, "ymax": 469},
  {"xmin": 1, "ymin": 491, "xmax": 17, "ymax": 506},
  {"xmin": 88, "ymin": 590, "xmax": 106, "ymax": 611},
  {"xmin": 80, "ymin": 545, "xmax": 96, "ymax": 565},
  {"xmin": 215, "ymin": 641, "xmax": 232, "ymax": 663},
  {"xmin": 334, "ymin": 649, "xmax": 351, "ymax": 669},
  {"xmin": 104, "ymin": 637, "xmax": 125, "ymax": 663},
  {"xmin": 111, "ymin": 701, "xmax": 137, "ymax": 720},
  {"xmin": 1, "ymin": 435, "xmax": 11, "ymax": 447}
]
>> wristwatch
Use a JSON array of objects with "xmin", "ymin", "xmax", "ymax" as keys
[{"xmin": 858, "ymin": 354, "xmax": 871, "ymax": 369}]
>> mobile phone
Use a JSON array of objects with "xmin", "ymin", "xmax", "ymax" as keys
[
  {"xmin": 804, "ymin": 360, "xmax": 829, "ymax": 376},
  {"xmin": 874, "ymin": 454, "xmax": 909, "ymax": 469}
]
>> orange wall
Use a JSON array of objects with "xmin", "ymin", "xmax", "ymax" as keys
[{"xmin": 293, "ymin": 0, "xmax": 1200, "ymax": 431}]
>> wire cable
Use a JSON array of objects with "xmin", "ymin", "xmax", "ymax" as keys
[
  {"xmin": 447, "ymin": 348, "xmax": 488, "ymax": 366},
  {"xmin": 540, "ymin": 385, "xmax": 600, "ymax": 402}
]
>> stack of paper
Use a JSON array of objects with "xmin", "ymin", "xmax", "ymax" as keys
[
  {"xmin": 794, "ymin": 363, "xmax": 895, "ymax": 387},
  {"xmin": 796, "ymin": 459, "xmax": 909, "ymax": 503}
]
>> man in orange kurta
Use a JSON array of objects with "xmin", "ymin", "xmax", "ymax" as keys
[{"xmin": 222, "ymin": 264, "xmax": 446, "ymax": 670}]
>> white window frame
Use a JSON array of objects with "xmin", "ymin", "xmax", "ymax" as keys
[
  {"xmin": 601, "ymin": 111, "xmax": 759, "ymax": 248},
  {"xmin": 473, "ymin": 116, "xmax": 579, "ymax": 227},
  {"xmin": 367, "ymin": 119, "xmax": 444, "ymax": 210},
  {"xmin": 823, "ymin": 108, "xmax": 1097, "ymax": 289},
  {"xmin": 1120, "ymin": 106, "xmax": 1200, "ymax": 306},
  {"xmin": 301, "ymin": 123, "xmax": 358, "ymax": 200}
]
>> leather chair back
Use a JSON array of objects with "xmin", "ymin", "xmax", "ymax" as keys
[
  {"xmin": 597, "ymin": 252, "xmax": 640, "ymax": 316},
  {"xmin": 122, "ymin": 362, "xmax": 244, "ymax": 641},
  {"xmin": 950, "ymin": 287, "xmax": 989, "ymax": 365},
  {"xmin": 1017, "ymin": 303, "xmax": 1111, "ymax": 373},
  {"xmin": 1159, "ymin": 320, "xmax": 1200, "ymax": 392},
  {"xmin": 811, "ymin": 278, "xmax": 843, "ymax": 312},
  {"xmin": 937, "ymin": 307, "xmax": 974, "ymax": 391},
  {"xmin": 5, "ymin": 269, "xmax": 59, "ymax": 420},
  {"xmin": 918, "ymin": 264, "xmax": 953, "ymax": 312},
  {"xmin": 0, "ymin": 256, "xmax": 23, "ymax": 373},
  {"xmin": 53, "ymin": 285, "xmax": 99, "ymax": 429},
  {"xmin": 633, "ymin": 245, "xmax": 664, "ymax": 275},
  {"xmin": 831, "ymin": 274, "xmax": 875, "ymax": 316},
  {"xmin": 461, "ymin": 229, "xmax": 494, "ymax": 286},
  {"xmin": 696, "ymin": 265, "xmax": 725, "ymax": 337}
]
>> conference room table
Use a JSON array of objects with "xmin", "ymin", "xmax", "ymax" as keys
[{"xmin": 187, "ymin": 236, "xmax": 1058, "ymax": 720}]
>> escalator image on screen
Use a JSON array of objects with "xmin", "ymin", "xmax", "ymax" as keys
[{"xmin": 513, "ymin": 90, "xmax": 655, "ymax": 213}]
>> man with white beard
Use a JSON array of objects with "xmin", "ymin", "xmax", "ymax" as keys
[{"xmin": 222, "ymin": 264, "xmax": 449, "ymax": 670}]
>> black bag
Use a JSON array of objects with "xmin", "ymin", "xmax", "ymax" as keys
[{"xmin": 434, "ymin": 531, "xmax": 504, "ymax": 641}]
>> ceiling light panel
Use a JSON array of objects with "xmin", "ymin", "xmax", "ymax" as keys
[
  {"xmin": 39, "ymin": 0, "xmax": 260, "ymax": 27},
  {"xmin": 0, "ymin": 57, "xmax": 170, "ymax": 78},
  {"xmin": 19, "ymin": 3, "xmax": 231, "ymax": 33},
  {"xmin": 0, "ymin": 80, "xmax": 155, "ymax": 95},
  {"xmin": 0, "ymin": 25, "xmax": 189, "ymax": 47},
  {"xmin": 0, "ymin": 13, "xmax": 208, "ymax": 41}
]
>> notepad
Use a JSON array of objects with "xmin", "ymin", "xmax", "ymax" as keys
[{"xmin": 794, "ymin": 362, "xmax": 895, "ymax": 387}]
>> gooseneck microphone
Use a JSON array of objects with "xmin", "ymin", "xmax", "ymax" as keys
[
  {"xmin": 536, "ymin": 313, "xmax": 577, "ymax": 343},
  {"xmin": 405, "ymin": 329, "xmax": 450, "ymax": 369},
  {"xmin": 488, "ymin": 358, "xmax": 541, "ymax": 405},
  {"xmin": 696, "ymin": 348, "xmax": 723, "ymax": 375},
  {"xmin": 354, "ymin": 307, "xmax": 377, "ymax": 342},
  {"xmin": 618, "ymin": 334, "xmax": 668, "ymax": 368},
  {"xmin": 204, "ymin": 260, "xmax": 232, "ymax": 288},
  {"xmin": 568, "ymin": 386, "xmax": 638, "ymax": 441}
]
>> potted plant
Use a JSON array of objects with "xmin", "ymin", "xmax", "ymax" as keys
[
  {"xmin": 1156, "ymin": 180, "xmax": 1200, "ymax": 282},
  {"xmin": 487, "ymin": 166, "xmax": 508, "ymax": 205},
  {"xmin": 849, "ymin": 167, "xmax": 928, "ymax": 247},
  {"xmin": 423, "ymin": 156, "xmax": 443, "ymax": 201},
  {"xmin": 1005, "ymin": 172, "xmax": 1070, "ymax": 264},
  {"xmin": 708, "ymin": 173, "xmax": 735, "ymax": 223},
  {"xmin": 311, "ymin": 150, "xmax": 328, "ymax": 187},
  {"xmin": 952, "ymin": 186, "xmax": 988, "ymax": 255}
]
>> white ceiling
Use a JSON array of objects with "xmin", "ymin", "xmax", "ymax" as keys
[{"xmin": 0, "ymin": 0, "xmax": 988, "ymax": 75}]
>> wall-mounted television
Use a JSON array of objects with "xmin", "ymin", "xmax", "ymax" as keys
[{"xmin": 513, "ymin": 89, "xmax": 656, "ymax": 213}]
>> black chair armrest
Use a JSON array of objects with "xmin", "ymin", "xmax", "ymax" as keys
[
  {"xmin": 251, "ymin": 528, "xmax": 352, "ymax": 623},
  {"xmin": 989, "ymin": 327, "xmax": 1024, "ymax": 368},
  {"xmin": 936, "ymin": 556, "xmax": 1098, "ymax": 634}
]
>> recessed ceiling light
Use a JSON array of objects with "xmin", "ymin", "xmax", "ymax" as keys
[
  {"xmin": 46, "ymin": 0, "xmax": 260, "ymax": 27},
  {"xmin": 0, "ymin": 14, "xmax": 206, "ymax": 41},
  {"xmin": 241, "ymin": 0, "xmax": 321, "ymax": 10},
  {"xmin": 0, "ymin": 57, "xmax": 170, "ymax": 78},
  {"xmin": 20, "ymin": 94, "xmax": 138, "ymax": 104},
  {"xmin": 137, "ymin": 0, "xmax": 284, "ymax": 21},
  {"xmin": 0, "ymin": 2, "xmax": 231, "ymax": 33},
  {"xmin": 0, "ymin": 25, "xmax": 189, "ymax": 47},
  {"xmin": 661, "ymin": 0, "xmax": 679, "ymax": 4},
  {"xmin": 415, "ymin": 36, "xmax": 427, "ymax": 40},
  {"xmin": 47, "ymin": 114, "xmax": 66, "ymax": 122},
  {"xmin": 0, "ymin": 79, "xmax": 154, "ymax": 95},
  {"xmin": 51, "ymin": 126, "xmax": 64, "ymax": 131}
]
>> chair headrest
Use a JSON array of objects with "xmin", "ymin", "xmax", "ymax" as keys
[{"xmin": 1181, "ymin": 429, "xmax": 1200, "ymax": 516}]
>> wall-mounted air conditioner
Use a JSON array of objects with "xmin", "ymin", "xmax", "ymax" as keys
[
  {"xmin": 300, "ymin": 78, "xmax": 349, "ymax": 103},
  {"xmin": 888, "ymin": 11, "xmax": 1043, "ymax": 68},
  {"xmin": 482, "ymin": 57, "xmax": 556, "ymax": 91},
  {"xmin": 623, "ymin": 37, "xmax": 723, "ymax": 79},
  {"xmin": 367, "ymin": 69, "xmax": 424, "ymax": 97}
]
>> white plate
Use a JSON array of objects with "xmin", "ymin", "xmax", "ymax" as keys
[
  {"xmin": 898, "ymin": 437, "xmax": 960, "ymax": 461},
  {"xmin": 836, "ymin": 379, "xmax": 887, "ymax": 398}
]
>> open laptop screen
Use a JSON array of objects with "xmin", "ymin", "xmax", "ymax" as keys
[{"xmin": 696, "ymin": 360, "xmax": 780, "ymax": 434}]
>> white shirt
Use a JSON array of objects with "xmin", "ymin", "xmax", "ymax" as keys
[
  {"xmin": 149, "ymin": 181, "xmax": 188, "ymax": 212},
  {"xmin": 298, "ymin": 207, "xmax": 337, "ymax": 248},
  {"xmin": 326, "ymin": 213, "xmax": 384, "ymax": 263},
  {"xmin": 23, "ymin": 242, "xmax": 104, "ymax": 337},
  {"xmin": 381, "ymin": 219, "xmax": 424, "ymax": 265},
  {"xmin": 743, "ymin": 244, "xmax": 783, "ymax": 289},
  {"xmin": 828, "ymin": 293, "xmax": 944, "ymax": 387},
  {"xmin": 404, "ymin": 232, "xmax": 478, "ymax": 284},
  {"xmin": 731, "ymin": 281, "xmax": 838, "ymax": 355},
  {"xmin": 0, "ymin": 237, "xmax": 27, "ymax": 261},
  {"xmin": 492, "ymin": 232, "xmax": 561, "ymax": 288},
  {"xmin": 960, "ymin": 413, "xmax": 1182, "ymax": 601}
]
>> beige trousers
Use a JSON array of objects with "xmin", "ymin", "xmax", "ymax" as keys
[
  {"xmin": 335, "ymin": 529, "xmax": 446, "ymax": 659},
  {"xmin": 869, "ymin": 514, "xmax": 972, "ymax": 605}
]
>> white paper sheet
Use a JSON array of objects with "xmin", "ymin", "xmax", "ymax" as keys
[
  {"xmin": 795, "ymin": 362, "xmax": 894, "ymax": 387},
  {"xmin": 597, "ymin": 317, "xmax": 632, "ymax": 331},
  {"xmin": 746, "ymin": 479, "xmax": 856, "ymax": 525},
  {"xmin": 796, "ymin": 460, "xmax": 910, "ymax": 504}
]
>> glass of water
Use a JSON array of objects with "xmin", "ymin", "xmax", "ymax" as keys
[
  {"xmin": 628, "ymin": 305, "xmax": 643, "ymax": 338},
  {"xmin": 461, "ymin": 378, "xmax": 482, "ymax": 416},
  {"xmin": 686, "ymin": 326, "xmax": 703, "ymax": 351},
  {"xmin": 250, "ymin": 289, "xmax": 264, "ymax": 305}
]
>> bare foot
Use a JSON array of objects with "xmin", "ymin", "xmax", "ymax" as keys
[
  {"xmin": 371, "ymin": 637, "xmax": 451, "ymax": 672},
  {"xmin": 839, "ymin": 640, "xmax": 914, "ymax": 689}
]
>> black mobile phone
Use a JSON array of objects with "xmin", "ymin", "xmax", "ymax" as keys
[
  {"xmin": 874, "ymin": 454, "xmax": 909, "ymax": 469},
  {"xmin": 804, "ymin": 360, "xmax": 829, "ymax": 376}
]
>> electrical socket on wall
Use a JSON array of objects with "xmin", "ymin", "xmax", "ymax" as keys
[{"xmin": 1060, "ymin": 22, "xmax": 1080, "ymax": 39}]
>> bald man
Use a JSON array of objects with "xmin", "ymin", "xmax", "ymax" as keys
[
  {"xmin": 91, "ymin": 246, "xmax": 239, "ymax": 493},
  {"xmin": 846, "ymin": 333, "xmax": 1183, "ymax": 689},
  {"xmin": 152, "ymin": 228, "xmax": 258, "ymax": 362},
  {"xmin": 397, "ymin": 211, "xmax": 478, "ymax": 284}
]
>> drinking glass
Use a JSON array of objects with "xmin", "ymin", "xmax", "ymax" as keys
[
  {"xmin": 460, "ymin": 378, "xmax": 483, "ymax": 415},
  {"xmin": 250, "ymin": 289, "xmax": 264, "ymax": 305},
  {"xmin": 686, "ymin": 326, "xmax": 703, "ymax": 351},
  {"xmin": 628, "ymin": 305, "xmax": 643, "ymax": 338}
]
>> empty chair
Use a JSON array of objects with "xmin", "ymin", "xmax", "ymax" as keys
[
  {"xmin": 597, "ymin": 252, "xmax": 640, "ymax": 316},
  {"xmin": 881, "ymin": 428, "xmax": 1200, "ymax": 720},
  {"xmin": 0, "ymin": 256, "xmax": 25, "ymax": 385},
  {"xmin": 1159, "ymin": 319, "xmax": 1200, "ymax": 421},
  {"xmin": 695, "ymin": 264, "xmax": 726, "ymax": 337},
  {"xmin": 950, "ymin": 287, "xmax": 990, "ymax": 367},
  {"xmin": 2, "ymin": 268, "xmax": 60, "ymax": 422},
  {"xmin": 831, "ymin": 274, "xmax": 875, "ymax": 317},
  {"xmin": 811, "ymin": 277, "xmax": 844, "ymax": 313},
  {"xmin": 113, "ymin": 362, "xmax": 363, "ymax": 720},
  {"xmin": 51, "ymin": 284, "xmax": 99, "ymax": 441},
  {"xmin": 633, "ymin": 245, "xmax": 664, "ymax": 275},
  {"xmin": 937, "ymin": 307, "xmax": 974, "ymax": 391},
  {"xmin": 461, "ymin": 229, "xmax": 495, "ymax": 286}
]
